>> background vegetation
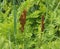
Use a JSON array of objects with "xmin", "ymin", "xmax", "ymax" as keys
[{"xmin": 0, "ymin": 0, "xmax": 60, "ymax": 49}]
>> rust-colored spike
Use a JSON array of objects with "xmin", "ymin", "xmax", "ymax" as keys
[
  {"xmin": 41, "ymin": 15, "xmax": 44, "ymax": 32},
  {"xmin": 19, "ymin": 9, "xmax": 27, "ymax": 32}
]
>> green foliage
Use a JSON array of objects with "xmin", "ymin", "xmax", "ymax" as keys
[{"xmin": 0, "ymin": 0, "xmax": 60, "ymax": 49}]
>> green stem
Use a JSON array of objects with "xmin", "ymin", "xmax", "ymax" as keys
[{"xmin": 13, "ymin": 0, "xmax": 17, "ymax": 49}]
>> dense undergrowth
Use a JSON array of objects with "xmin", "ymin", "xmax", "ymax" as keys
[{"xmin": 0, "ymin": 0, "xmax": 60, "ymax": 49}]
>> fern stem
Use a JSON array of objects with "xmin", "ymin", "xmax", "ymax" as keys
[{"xmin": 13, "ymin": 0, "xmax": 17, "ymax": 49}]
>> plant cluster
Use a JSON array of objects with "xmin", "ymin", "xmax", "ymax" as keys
[{"xmin": 0, "ymin": 0, "xmax": 60, "ymax": 49}]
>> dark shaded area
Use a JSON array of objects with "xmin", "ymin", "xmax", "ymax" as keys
[
  {"xmin": 2, "ymin": 8, "xmax": 6, "ymax": 13},
  {"xmin": 29, "ymin": 4, "xmax": 40, "ymax": 13},
  {"xmin": 55, "ymin": 30, "xmax": 60, "ymax": 37},
  {"xmin": 34, "ymin": 4, "xmax": 40, "ymax": 10},
  {"xmin": 55, "ymin": 26, "xmax": 60, "ymax": 37},
  {"xmin": 0, "ymin": 0, "xmax": 3, "ymax": 2},
  {"xmin": 29, "ymin": 44, "xmax": 35, "ymax": 49},
  {"xmin": 7, "ymin": 0, "xmax": 26, "ymax": 5},
  {"xmin": 31, "ymin": 33, "xmax": 36, "ymax": 40},
  {"xmin": 51, "ymin": 37, "xmax": 57, "ymax": 41},
  {"xmin": 7, "ymin": 0, "xmax": 10, "ymax": 3}
]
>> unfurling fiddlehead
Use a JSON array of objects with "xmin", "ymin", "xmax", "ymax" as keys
[
  {"xmin": 41, "ymin": 15, "xmax": 44, "ymax": 32},
  {"xmin": 19, "ymin": 9, "xmax": 27, "ymax": 32}
]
